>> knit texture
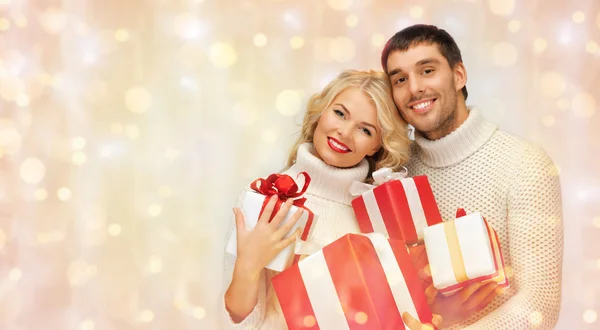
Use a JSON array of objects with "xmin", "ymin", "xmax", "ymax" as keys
[
  {"xmin": 220, "ymin": 143, "xmax": 369, "ymax": 329},
  {"xmin": 407, "ymin": 108, "xmax": 564, "ymax": 330}
]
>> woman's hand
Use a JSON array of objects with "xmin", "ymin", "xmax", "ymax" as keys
[
  {"xmin": 402, "ymin": 312, "xmax": 442, "ymax": 330},
  {"xmin": 234, "ymin": 195, "xmax": 305, "ymax": 280}
]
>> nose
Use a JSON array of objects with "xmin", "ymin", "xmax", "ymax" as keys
[
  {"xmin": 408, "ymin": 75, "xmax": 424, "ymax": 96},
  {"xmin": 337, "ymin": 122, "xmax": 353, "ymax": 140}
]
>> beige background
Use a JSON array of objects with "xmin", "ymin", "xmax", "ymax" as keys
[{"xmin": 0, "ymin": 0, "xmax": 599, "ymax": 329}]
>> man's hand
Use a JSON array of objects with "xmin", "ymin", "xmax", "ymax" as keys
[
  {"xmin": 402, "ymin": 312, "xmax": 442, "ymax": 330},
  {"xmin": 421, "ymin": 265, "xmax": 500, "ymax": 327}
]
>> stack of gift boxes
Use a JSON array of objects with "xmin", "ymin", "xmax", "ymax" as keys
[{"xmin": 227, "ymin": 169, "xmax": 509, "ymax": 329}]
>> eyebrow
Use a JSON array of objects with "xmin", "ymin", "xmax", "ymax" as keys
[
  {"xmin": 335, "ymin": 103, "xmax": 379, "ymax": 133},
  {"xmin": 387, "ymin": 58, "xmax": 441, "ymax": 77}
]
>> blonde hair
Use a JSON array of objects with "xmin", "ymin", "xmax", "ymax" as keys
[{"xmin": 285, "ymin": 70, "xmax": 411, "ymax": 179}]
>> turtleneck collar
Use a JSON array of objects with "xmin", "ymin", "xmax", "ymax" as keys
[
  {"xmin": 283, "ymin": 143, "xmax": 369, "ymax": 205},
  {"xmin": 413, "ymin": 108, "xmax": 498, "ymax": 168}
]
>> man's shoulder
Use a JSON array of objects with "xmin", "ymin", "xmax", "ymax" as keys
[{"xmin": 490, "ymin": 128, "xmax": 555, "ymax": 167}]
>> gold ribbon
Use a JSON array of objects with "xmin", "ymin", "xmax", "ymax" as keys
[{"xmin": 443, "ymin": 220, "xmax": 468, "ymax": 283}]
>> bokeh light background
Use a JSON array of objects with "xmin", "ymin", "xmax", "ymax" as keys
[{"xmin": 1, "ymin": 0, "xmax": 599, "ymax": 329}]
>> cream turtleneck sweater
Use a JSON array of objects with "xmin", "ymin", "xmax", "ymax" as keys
[
  {"xmin": 220, "ymin": 143, "xmax": 369, "ymax": 329},
  {"xmin": 407, "ymin": 108, "xmax": 564, "ymax": 330}
]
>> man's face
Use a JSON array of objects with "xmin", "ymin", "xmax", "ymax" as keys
[{"xmin": 386, "ymin": 43, "xmax": 467, "ymax": 140}]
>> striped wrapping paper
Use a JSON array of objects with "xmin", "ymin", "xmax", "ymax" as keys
[
  {"xmin": 351, "ymin": 175, "xmax": 442, "ymax": 246},
  {"xmin": 423, "ymin": 212, "xmax": 509, "ymax": 296},
  {"xmin": 271, "ymin": 233, "xmax": 433, "ymax": 330}
]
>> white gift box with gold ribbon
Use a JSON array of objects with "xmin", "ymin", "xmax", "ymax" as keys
[{"xmin": 423, "ymin": 212, "xmax": 509, "ymax": 296}]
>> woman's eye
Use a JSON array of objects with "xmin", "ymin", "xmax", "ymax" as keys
[
  {"xmin": 334, "ymin": 109, "xmax": 345, "ymax": 118},
  {"xmin": 361, "ymin": 127, "xmax": 372, "ymax": 136}
]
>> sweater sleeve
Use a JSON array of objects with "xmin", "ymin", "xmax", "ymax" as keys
[
  {"xmin": 218, "ymin": 189, "xmax": 268, "ymax": 330},
  {"xmin": 462, "ymin": 145, "xmax": 564, "ymax": 329}
]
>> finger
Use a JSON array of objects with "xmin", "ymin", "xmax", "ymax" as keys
[
  {"xmin": 257, "ymin": 195, "xmax": 279, "ymax": 226},
  {"xmin": 457, "ymin": 281, "xmax": 483, "ymax": 303},
  {"xmin": 470, "ymin": 286, "xmax": 497, "ymax": 314},
  {"xmin": 233, "ymin": 208, "xmax": 246, "ymax": 234},
  {"xmin": 425, "ymin": 284, "xmax": 438, "ymax": 305},
  {"xmin": 268, "ymin": 198, "xmax": 294, "ymax": 228},
  {"xmin": 275, "ymin": 227, "xmax": 302, "ymax": 252},
  {"xmin": 401, "ymin": 312, "xmax": 420, "ymax": 330},
  {"xmin": 274, "ymin": 207, "xmax": 304, "ymax": 238},
  {"xmin": 463, "ymin": 282, "xmax": 498, "ymax": 311},
  {"xmin": 431, "ymin": 314, "xmax": 443, "ymax": 327},
  {"xmin": 423, "ymin": 265, "xmax": 431, "ymax": 278}
]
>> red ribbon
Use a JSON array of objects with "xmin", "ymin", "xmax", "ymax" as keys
[{"xmin": 250, "ymin": 172, "xmax": 311, "ymax": 221}]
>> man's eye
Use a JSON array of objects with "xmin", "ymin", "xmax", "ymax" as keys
[
  {"xmin": 395, "ymin": 77, "xmax": 406, "ymax": 84},
  {"xmin": 423, "ymin": 69, "xmax": 434, "ymax": 74}
]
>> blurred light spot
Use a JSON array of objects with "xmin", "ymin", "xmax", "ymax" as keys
[
  {"xmin": 126, "ymin": 125, "xmax": 140, "ymax": 139},
  {"xmin": 159, "ymin": 186, "xmax": 173, "ymax": 197},
  {"xmin": 540, "ymin": 72, "xmax": 566, "ymax": 98},
  {"xmin": 14, "ymin": 14, "xmax": 27, "ymax": 27},
  {"xmin": 72, "ymin": 152, "xmax": 87, "ymax": 166},
  {"xmin": 108, "ymin": 223, "xmax": 122, "ymax": 236},
  {"xmin": 355, "ymin": 311, "xmax": 368, "ymax": 324},
  {"xmin": 8, "ymin": 268, "xmax": 21, "ymax": 281},
  {"xmin": 80, "ymin": 319, "xmax": 95, "ymax": 330},
  {"xmin": 593, "ymin": 216, "xmax": 600, "ymax": 228},
  {"xmin": 489, "ymin": 0, "xmax": 514, "ymax": 16},
  {"xmin": 72, "ymin": 137, "xmax": 86, "ymax": 149},
  {"xmin": 148, "ymin": 255, "xmax": 163, "ymax": 273},
  {"xmin": 276, "ymin": 90, "xmax": 304, "ymax": 116},
  {"xmin": 39, "ymin": 8, "xmax": 67, "ymax": 34},
  {"xmin": 557, "ymin": 98, "xmax": 570, "ymax": 111},
  {"xmin": 210, "ymin": 42, "xmax": 237, "ymax": 68},
  {"xmin": 572, "ymin": 11, "xmax": 585, "ymax": 23},
  {"xmin": 533, "ymin": 38, "xmax": 547, "ymax": 54},
  {"xmin": 15, "ymin": 93, "xmax": 29, "ymax": 107},
  {"xmin": 541, "ymin": 115, "xmax": 555, "ymax": 127},
  {"xmin": 35, "ymin": 188, "xmax": 48, "ymax": 201},
  {"xmin": 371, "ymin": 33, "xmax": 385, "ymax": 47},
  {"xmin": 180, "ymin": 76, "xmax": 199, "ymax": 90},
  {"xmin": 0, "ymin": 0, "xmax": 11, "ymax": 4},
  {"xmin": 328, "ymin": 0, "xmax": 352, "ymax": 11},
  {"xmin": 508, "ymin": 20, "xmax": 521, "ymax": 33},
  {"xmin": 140, "ymin": 310, "xmax": 154, "ymax": 322},
  {"xmin": 148, "ymin": 204, "xmax": 162, "ymax": 217},
  {"xmin": 58, "ymin": 187, "xmax": 72, "ymax": 201},
  {"xmin": 125, "ymin": 87, "xmax": 152, "ymax": 114},
  {"xmin": 0, "ymin": 75, "xmax": 23, "ymax": 101},
  {"xmin": 0, "ymin": 120, "xmax": 22, "ymax": 154},
  {"xmin": 346, "ymin": 14, "xmax": 358, "ymax": 27},
  {"xmin": 0, "ymin": 228, "xmax": 5, "ymax": 250},
  {"xmin": 586, "ymin": 41, "xmax": 599, "ymax": 54},
  {"xmin": 114, "ymin": 28, "xmax": 130, "ymax": 42},
  {"xmin": 20, "ymin": 158, "xmax": 45, "ymax": 184},
  {"xmin": 529, "ymin": 311, "xmax": 543, "ymax": 326},
  {"xmin": 164, "ymin": 147, "xmax": 180, "ymax": 161},
  {"xmin": 253, "ymin": 33, "xmax": 268, "ymax": 47},
  {"xmin": 571, "ymin": 92, "xmax": 596, "ymax": 118},
  {"xmin": 232, "ymin": 102, "xmax": 257, "ymax": 126},
  {"xmin": 0, "ymin": 18, "xmax": 9, "ymax": 31},
  {"xmin": 174, "ymin": 13, "xmax": 204, "ymax": 40},
  {"xmin": 557, "ymin": 24, "xmax": 573, "ymax": 45},
  {"xmin": 583, "ymin": 310, "xmax": 597, "ymax": 324},
  {"xmin": 68, "ymin": 261, "xmax": 97, "ymax": 286},
  {"xmin": 290, "ymin": 36, "xmax": 305, "ymax": 49},
  {"xmin": 303, "ymin": 315, "xmax": 316, "ymax": 327},
  {"xmin": 493, "ymin": 42, "xmax": 518, "ymax": 67},
  {"xmin": 409, "ymin": 6, "xmax": 424, "ymax": 18},
  {"xmin": 193, "ymin": 307, "xmax": 206, "ymax": 320},
  {"xmin": 262, "ymin": 130, "xmax": 279, "ymax": 145},
  {"xmin": 330, "ymin": 37, "xmax": 356, "ymax": 62},
  {"xmin": 174, "ymin": 297, "xmax": 187, "ymax": 310}
]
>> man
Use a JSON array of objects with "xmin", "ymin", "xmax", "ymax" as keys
[{"xmin": 381, "ymin": 25, "xmax": 564, "ymax": 329}]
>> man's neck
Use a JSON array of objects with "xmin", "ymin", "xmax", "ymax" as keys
[{"xmin": 423, "ymin": 101, "xmax": 469, "ymax": 141}]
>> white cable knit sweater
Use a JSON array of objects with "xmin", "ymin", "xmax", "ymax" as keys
[
  {"xmin": 220, "ymin": 143, "xmax": 369, "ymax": 330},
  {"xmin": 407, "ymin": 108, "xmax": 564, "ymax": 330}
]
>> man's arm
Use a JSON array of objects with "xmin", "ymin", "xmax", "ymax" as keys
[{"xmin": 462, "ymin": 145, "xmax": 564, "ymax": 329}]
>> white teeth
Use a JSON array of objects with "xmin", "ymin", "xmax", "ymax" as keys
[
  {"xmin": 412, "ymin": 100, "xmax": 433, "ymax": 110},
  {"xmin": 330, "ymin": 139, "xmax": 349, "ymax": 151}
]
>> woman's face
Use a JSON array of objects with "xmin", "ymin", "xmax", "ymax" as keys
[{"xmin": 313, "ymin": 87, "xmax": 382, "ymax": 168}]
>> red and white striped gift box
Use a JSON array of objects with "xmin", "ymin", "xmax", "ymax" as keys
[
  {"xmin": 351, "ymin": 176, "xmax": 442, "ymax": 246},
  {"xmin": 271, "ymin": 233, "xmax": 433, "ymax": 330}
]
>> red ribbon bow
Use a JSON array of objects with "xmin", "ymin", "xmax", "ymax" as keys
[{"xmin": 250, "ymin": 172, "xmax": 311, "ymax": 222}]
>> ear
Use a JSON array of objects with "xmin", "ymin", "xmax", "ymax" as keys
[{"xmin": 453, "ymin": 62, "xmax": 467, "ymax": 93}]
